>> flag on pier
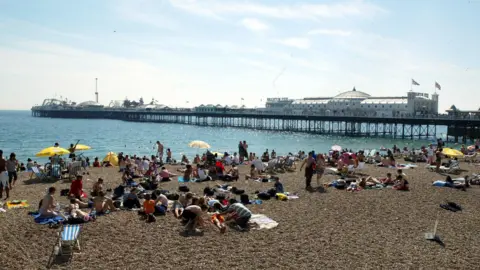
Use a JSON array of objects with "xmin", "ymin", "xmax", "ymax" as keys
[
  {"xmin": 411, "ymin": 79, "xmax": 420, "ymax": 86},
  {"xmin": 435, "ymin": 82, "xmax": 441, "ymax": 90}
]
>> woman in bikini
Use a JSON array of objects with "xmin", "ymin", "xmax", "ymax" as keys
[{"xmin": 315, "ymin": 154, "xmax": 326, "ymax": 187}]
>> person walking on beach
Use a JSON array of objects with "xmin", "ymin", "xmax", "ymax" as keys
[
  {"xmin": 156, "ymin": 141, "xmax": 164, "ymax": 162},
  {"xmin": 300, "ymin": 151, "xmax": 315, "ymax": 190},
  {"xmin": 0, "ymin": 150, "xmax": 9, "ymax": 199},
  {"xmin": 6, "ymin": 153, "xmax": 18, "ymax": 188}
]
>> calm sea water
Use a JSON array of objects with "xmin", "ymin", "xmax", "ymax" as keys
[{"xmin": 0, "ymin": 111, "xmax": 446, "ymax": 162}]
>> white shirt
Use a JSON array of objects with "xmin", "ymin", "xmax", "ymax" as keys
[
  {"xmin": 142, "ymin": 160, "xmax": 149, "ymax": 171},
  {"xmin": 156, "ymin": 194, "xmax": 169, "ymax": 207},
  {"xmin": 252, "ymin": 159, "xmax": 264, "ymax": 171},
  {"xmin": 233, "ymin": 156, "xmax": 239, "ymax": 164},
  {"xmin": 224, "ymin": 156, "xmax": 232, "ymax": 165},
  {"xmin": 427, "ymin": 148, "xmax": 434, "ymax": 157},
  {"xmin": 198, "ymin": 169, "xmax": 208, "ymax": 180}
]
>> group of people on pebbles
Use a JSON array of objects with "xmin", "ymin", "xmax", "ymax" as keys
[{"xmin": 2, "ymin": 138, "xmax": 480, "ymax": 234}]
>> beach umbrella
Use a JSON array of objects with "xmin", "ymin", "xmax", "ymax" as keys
[
  {"xmin": 74, "ymin": 144, "xmax": 92, "ymax": 151},
  {"xmin": 103, "ymin": 152, "xmax": 119, "ymax": 166},
  {"xmin": 331, "ymin": 145, "xmax": 342, "ymax": 151},
  {"xmin": 442, "ymin": 148, "xmax": 464, "ymax": 158},
  {"xmin": 188, "ymin": 140, "xmax": 211, "ymax": 149},
  {"xmin": 35, "ymin": 147, "xmax": 70, "ymax": 157}
]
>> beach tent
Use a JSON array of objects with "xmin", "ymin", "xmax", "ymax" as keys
[
  {"xmin": 188, "ymin": 140, "xmax": 211, "ymax": 149},
  {"xmin": 103, "ymin": 152, "xmax": 119, "ymax": 166}
]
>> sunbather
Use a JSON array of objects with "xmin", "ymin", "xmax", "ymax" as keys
[
  {"xmin": 68, "ymin": 198, "xmax": 91, "ymax": 220},
  {"xmin": 39, "ymin": 187, "xmax": 66, "ymax": 219},
  {"xmin": 393, "ymin": 175, "xmax": 409, "ymax": 191},
  {"xmin": 93, "ymin": 191, "xmax": 118, "ymax": 213},
  {"xmin": 91, "ymin": 178, "xmax": 104, "ymax": 196}
]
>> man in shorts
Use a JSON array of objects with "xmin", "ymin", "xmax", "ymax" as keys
[
  {"xmin": 0, "ymin": 150, "xmax": 9, "ymax": 199},
  {"xmin": 6, "ymin": 153, "xmax": 18, "ymax": 188}
]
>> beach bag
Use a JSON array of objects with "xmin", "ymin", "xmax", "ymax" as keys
[
  {"xmin": 166, "ymin": 193, "xmax": 179, "ymax": 201},
  {"xmin": 261, "ymin": 178, "xmax": 269, "ymax": 183},
  {"xmin": 204, "ymin": 187, "xmax": 214, "ymax": 196},
  {"xmin": 267, "ymin": 188, "xmax": 277, "ymax": 197},
  {"xmin": 231, "ymin": 187, "xmax": 245, "ymax": 195},
  {"xmin": 257, "ymin": 192, "xmax": 271, "ymax": 200},
  {"xmin": 275, "ymin": 193, "xmax": 288, "ymax": 201},
  {"xmin": 240, "ymin": 194, "xmax": 250, "ymax": 204},
  {"xmin": 178, "ymin": 186, "xmax": 190, "ymax": 192},
  {"xmin": 60, "ymin": 189, "xmax": 69, "ymax": 197}
]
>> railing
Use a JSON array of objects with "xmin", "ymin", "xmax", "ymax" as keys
[{"xmin": 31, "ymin": 106, "xmax": 480, "ymax": 121}]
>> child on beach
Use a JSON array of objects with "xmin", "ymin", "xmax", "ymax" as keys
[
  {"xmin": 141, "ymin": 194, "xmax": 156, "ymax": 222},
  {"xmin": 211, "ymin": 213, "xmax": 227, "ymax": 234},
  {"xmin": 68, "ymin": 198, "xmax": 91, "ymax": 221}
]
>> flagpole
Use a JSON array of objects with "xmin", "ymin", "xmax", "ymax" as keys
[{"xmin": 410, "ymin": 80, "xmax": 413, "ymax": 91}]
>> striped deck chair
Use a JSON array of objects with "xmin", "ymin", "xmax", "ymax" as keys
[
  {"xmin": 58, "ymin": 225, "xmax": 81, "ymax": 256},
  {"xmin": 31, "ymin": 167, "xmax": 48, "ymax": 180}
]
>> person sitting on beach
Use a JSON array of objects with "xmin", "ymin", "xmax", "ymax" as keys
[
  {"xmin": 261, "ymin": 149, "xmax": 270, "ymax": 162},
  {"xmin": 69, "ymin": 174, "xmax": 86, "ymax": 199},
  {"xmin": 380, "ymin": 173, "xmax": 394, "ymax": 185},
  {"xmin": 397, "ymin": 169, "xmax": 408, "ymax": 182},
  {"xmin": 92, "ymin": 157, "xmax": 101, "ymax": 168},
  {"xmin": 39, "ymin": 187, "xmax": 66, "ymax": 219},
  {"xmin": 193, "ymin": 154, "xmax": 201, "ymax": 164},
  {"xmin": 197, "ymin": 165, "xmax": 212, "ymax": 182},
  {"xmin": 271, "ymin": 150, "xmax": 276, "ymax": 159},
  {"xmin": 173, "ymin": 192, "xmax": 193, "ymax": 218},
  {"xmin": 91, "ymin": 178, "xmax": 104, "ymax": 197},
  {"xmin": 393, "ymin": 175, "xmax": 409, "ymax": 191},
  {"xmin": 154, "ymin": 193, "xmax": 169, "ymax": 215},
  {"xmin": 224, "ymin": 166, "xmax": 239, "ymax": 181},
  {"xmin": 214, "ymin": 202, "xmax": 252, "ymax": 231},
  {"xmin": 181, "ymin": 155, "xmax": 190, "ymax": 165},
  {"xmin": 123, "ymin": 188, "xmax": 141, "ymax": 209},
  {"xmin": 68, "ymin": 198, "xmax": 91, "ymax": 220},
  {"xmin": 159, "ymin": 166, "xmax": 176, "ymax": 182},
  {"xmin": 245, "ymin": 164, "xmax": 259, "ymax": 180},
  {"xmin": 122, "ymin": 170, "xmax": 134, "ymax": 185},
  {"xmin": 93, "ymin": 191, "xmax": 118, "ymax": 213},
  {"xmin": 182, "ymin": 164, "xmax": 193, "ymax": 181},
  {"xmin": 140, "ymin": 194, "xmax": 156, "ymax": 222},
  {"xmin": 274, "ymin": 178, "xmax": 284, "ymax": 193}
]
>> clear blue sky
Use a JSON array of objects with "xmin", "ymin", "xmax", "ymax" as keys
[{"xmin": 0, "ymin": 0, "xmax": 478, "ymax": 110}]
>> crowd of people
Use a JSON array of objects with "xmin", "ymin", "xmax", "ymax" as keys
[{"xmin": 2, "ymin": 137, "xmax": 480, "ymax": 234}]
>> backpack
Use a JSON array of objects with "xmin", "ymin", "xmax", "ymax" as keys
[
  {"xmin": 166, "ymin": 193, "xmax": 180, "ymax": 201},
  {"xmin": 178, "ymin": 186, "xmax": 190, "ymax": 192},
  {"xmin": 231, "ymin": 187, "xmax": 245, "ymax": 195},
  {"xmin": 240, "ymin": 194, "xmax": 250, "ymax": 204},
  {"xmin": 257, "ymin": 192, "xmax": 271, "ymax": 200}
]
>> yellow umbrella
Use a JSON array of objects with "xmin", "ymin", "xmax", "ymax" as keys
[
  {"xmin": 188, "ymin": 140, "xmax": 211, "ymax": 149},
  {"xmin": 35, "ymin": 147, "xmax": 70, "ymax": 157},
  {"xmin": 103, "ymin": 152, "xmax": 119, "ymax": 166},
  {"xmin": 442, "ymin": 148, "xmax": 464, "ymax": 158},
  {"xmin": 74, "ymin": 144, "xmax": 92, "ymax": 151}
]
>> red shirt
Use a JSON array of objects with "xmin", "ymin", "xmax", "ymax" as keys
[{"xmin": 69, "ymin": 180, "xmax": 83, "ymax": 197}]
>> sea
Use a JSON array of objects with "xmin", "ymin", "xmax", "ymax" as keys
[{"xmin": 0, "ymin": 111, "xmax": 448, "ymax": 163}]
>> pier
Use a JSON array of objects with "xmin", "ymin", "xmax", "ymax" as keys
[{"xmin": 31, "ymin": 108, "xmax": 480, "ymax": 142}]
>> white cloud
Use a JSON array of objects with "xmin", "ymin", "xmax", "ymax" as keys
[
  {"xmin": 275, "ymin": 38, "xmax": 311, "ymax": 49},
  {"xmin": 240, "ymin": 18, "xmax": 269, "ymax": 32},
  {"xmin": 308, "ymin": 29, "xmax": 352, "ymax": 36},
  {"xmin": 168, "ymin": 0, "xmax": 385, "ymax": 20}
]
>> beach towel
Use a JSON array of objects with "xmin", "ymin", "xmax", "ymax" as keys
[
  {"xmin": 287, "ymin": 195, "xmax": 299, "ymax": 200},
  {"xmin": 248, "ymin": 199, "xmax": 263, "ymax": 205},
  {"xmin": 249, "ymin": 214, "xmax": 278, "ymax": 230},
  {"xmin": 6, "ymin": 200, "xmax": 30, "ymax": 209},
  {"xmin": 31, "ymin": 213, "xmax": 65, "ymax": 225},
  {"xmin": 177, "ymin": 176, "xmax": 198, "ymax": 183},
  {"xmin": 433, "ymin": 181, "xmax": 453, "ymax": 187}
]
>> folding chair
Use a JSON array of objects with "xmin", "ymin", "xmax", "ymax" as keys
[
  {"xmin": 57, "ymin": 224, "xmax": 81, "ymax": 256},
  {"xmin": 31, "ymin": 167, "xmax": 48, "ymax": 181}
]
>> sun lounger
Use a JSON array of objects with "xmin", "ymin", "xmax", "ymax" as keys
[
  {"xmin": 68, "ymin": 161, "xmax": 83, "ymax": 180},
  {"xmin": 57, "ymin": 224, "xmax": 81, "ymax": 256}
]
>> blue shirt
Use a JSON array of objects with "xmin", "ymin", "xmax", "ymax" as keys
[{"xmin": 274, "ymin": 182, "xmax": 284, "ymax": 193}]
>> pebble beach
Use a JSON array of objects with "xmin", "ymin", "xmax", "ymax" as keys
[{"xmin": 1, "ymin": 162, "xmax": 480, "ymax": 270}]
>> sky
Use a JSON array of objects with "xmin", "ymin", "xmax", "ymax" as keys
[{"xmin": 0, "ymin": 0, "xmax": 479, "ymax": 111}]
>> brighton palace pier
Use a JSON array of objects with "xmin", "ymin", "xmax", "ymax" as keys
[{"xmin": 32, "ymin": 88, "xmax": 480, "ymax": 142}]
